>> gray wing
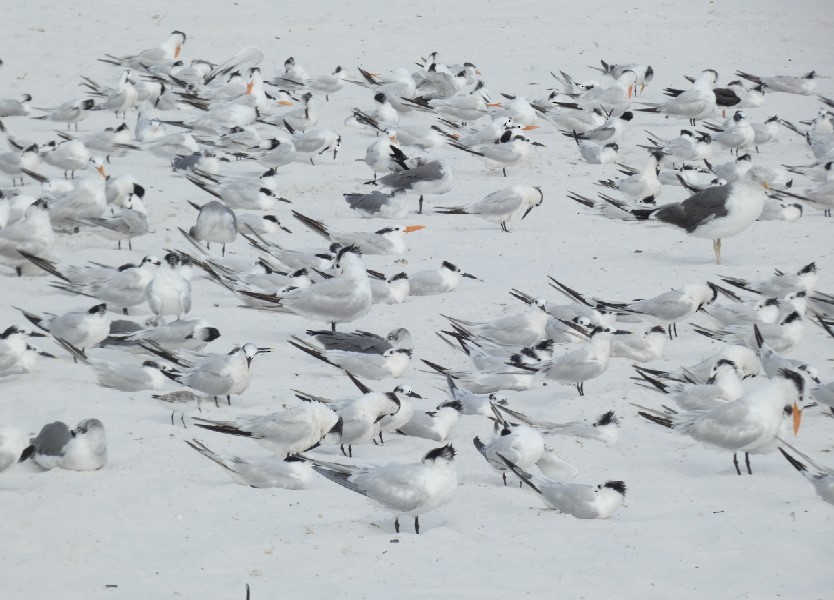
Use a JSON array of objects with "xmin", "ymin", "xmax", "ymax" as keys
[
  {"xmin": 312, "ymin": 465, "xmax": 366, "ymax": 496},
  {"xmin": 31, "ymin": 421, "xmax": 72, "ymax": 455},
  {"xmin": 344, "ymin": 192, "xmax": 389, "ymax": 214},
  {"xmin": 654, "ymin": 185, "xmax": 731, "ymax": 232},
  {"xmin": 308, "ymin": 330, "xmax": 389, "ymax": 354},
  {"xmin": 378, "ymin": 161, "xmax": 443, "ymax": 188}
]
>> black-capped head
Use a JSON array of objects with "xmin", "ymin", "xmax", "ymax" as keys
[
  {"xmin": 697, "ymin": 133, "xmax": 712, "ymax": 143},
  {"xmin": 164, "ymin": 252, "xmax": 180, "ymax": 268},
  {"xmin": 645, "ymin": 65, "xmax": 654, "ymax": 81},
  {"xmin": 737, "ymin": 153, "xmax": 752, "ymax": 162},
  {"xmin": 142, "ymin": 360, "xmax": 161, "ymax": 369},
  {"xmin": 779, "ymin": 368, "xmax": 806, "ymax": 399},
  {"xmin": 441, "ymin": 260, "xmax": 460, "ymax": 272},
  {"xmin": 373, "ymin": 92, "xmax": 387, "ymax": 104},
  {"xmin": 1, "ymin": 325, "xmax": 23, "ymax": 338},
  {"xmin": 115, "ymin": 122, "xmax": 129, "ymax": 133},
  {"xmin": 606, "ymin": 143, "xmax": 619, "ymax": 151},
  {"xmin": 389, "ymin": 272, "xmax": 408, "ymax": 282},
  {"xmin": 423, "ymin": 443, "xmax": 456, "ymax": 463},
  {"xmin": 89, "ymin": 303, "xmax": 107, "ymax": 315},
  {"xmin": 715, "ymin": 358, "xmax": 737, "ymax": 370},
  {"xmin": 328, "ymin": 417, "xmax": 344, "ymax": 436},
  {"xmin": 80, "ymin": 99, "xmax": 95, "ymax": 111},
  {"xmin": 439, "ymin": 400, "xmax": 463, "ymax": 412},
  {"xmin": 732, "ymin": 111, "xmax": 745, "ymax": 122},
  {"xmin": 620, "ymin": 111, "xmax": 634, "ymax": 122},
  {"xmin": 594, "ymin": 411, "xmax": 620, "ymax": 427},
  {"xmin": 782, "ymin": 311, "xmax": 801, "ymax": 324},
  {"xmin": 201, "ymin": 327, "xmax": 221, "ymax": 342},
  {"xmin": 799, "ymin": 262, "xmax": 816, "ymax": 275},
  {"xmin": 603, "ymin": 481, "xmax": 627, "ymax": 496},
  {"xmin": 648, "ymin": 325, "xmax": 666, "ymax": 335},
  {"xmin": 534, "ymin": 339, "xmax": 555, "ymax": 351},
  {"xmin": 132, "ymin": 183, "xmax": 146, "ymax": 198}
]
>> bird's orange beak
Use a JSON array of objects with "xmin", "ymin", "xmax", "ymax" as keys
[
  {"xmin": 627, "ymin": 84, "xmax": 634, "ymax": 99},
  {"xmin": 175, "ymin": 45, "xmax": 181, "ymax": 59},
  {"xmin": 522, "ymin": 125, "xmax": 539, "ymax": 131},
  {"xmin": 761, "ymin": 182, "xmax": 770, "ymax": 190},
  {"xmin": 246, "ymin": 81, "xmax": 255, "ymax": 95},
  {"xmin": 96, "ymin": 164, "xmax": 107, "ymax": 178},
  {"xmin": 404, "ymin": 225, "xmax": 426, "ymax": 233},
  {"xmin": 487, "ymin": 102, "xmax": 503, "ymax": 108},
  {"xmin": 793, "ymin": 403, "xmax": 802, "ymax": 435},
  {"xmin": 389, "ymin": 134, "xmax": 398, "ymax": 143},
  {"xmin": 278, "ymin": 100, "xmax": 294, "ymax": 106},
  {"xmin": 476, "ymin": 69, "xmax": 482, "ymax": 75}
]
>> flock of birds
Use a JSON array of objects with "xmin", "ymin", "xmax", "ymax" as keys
[{"xmin": 2, "ymin": 31, "xmax": 834, "ymax": 539}]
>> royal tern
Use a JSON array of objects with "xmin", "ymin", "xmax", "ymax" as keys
[
  {"xmin": 20, "ymin": 418, "xmax": 107, "ymax": 471},
  {"xmin": 638, "ymin": 368, "xmax": 805, "ymax": 475},
  {"xmin": 292, "ymin": 210, "xmax": 425, "ymax": 255},
  {"xmin": 500, "ymin": 455, "xmax": 626, "ymax": 519},
  {"xmin": 186, "ymin": 439, "xmax": 313, "ymax": 489}
]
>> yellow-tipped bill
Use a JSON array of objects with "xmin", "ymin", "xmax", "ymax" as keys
[{"xmin": 404, "ymin": 225, "xmax": 426, "ymax": 233}]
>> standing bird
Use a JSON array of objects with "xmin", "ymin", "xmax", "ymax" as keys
[
  {"xmin": 307, "ymin": 444, "xmax": 458, "ymax": 534},
  {"xmin": 637, "ymin": 369, "xmax": 804, "ymax": 475},
  {"xmin": 187, "ymin": 200, "xmax": 238, "ymax": 256},
  {"xmin": 630, "ymin": 171, "xmax": 769, "ymax": 264},
  {"xmin": 20, "ymin": 419, "xmax": 107, "ymax": 471},
  {"xmin": 435, "ymin": 186, "xmax": 543, "ymax": 232},
  {"xmin": 174, "ymin": 343, "xmax": 271, "ymax": 405},
  {"xmin": 374, "ymin": 158, "xmax": 453, "ymax": 214},
  {"xmin": 146, "ymin": 253, "xmax": 192, "ymax": 324},
  {"xmin": 637, "ymin": 69, "xmax": 718, "ymax": 125}
]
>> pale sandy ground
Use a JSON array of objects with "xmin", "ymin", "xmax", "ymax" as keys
[{"xmin": 1, "ymin": 1, "xmax": 833, "ymax": 599}]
